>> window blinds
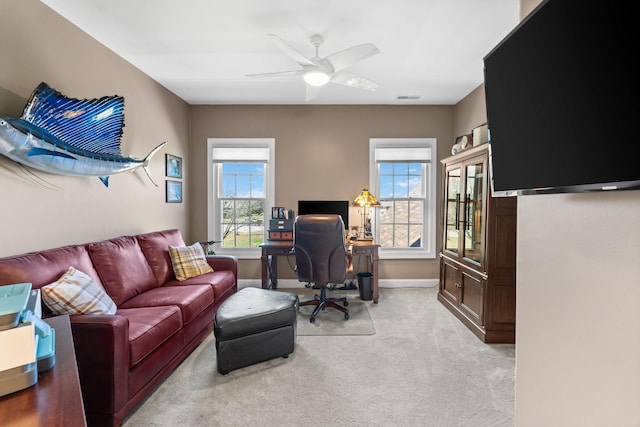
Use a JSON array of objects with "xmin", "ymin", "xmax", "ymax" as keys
[
  {"xmin": 374, "ymin": 147, "xmax": 431, "ymax": 162},
  {"xmin": 211, "ymin": 147, "xmax": 270, "ymax": 163}
]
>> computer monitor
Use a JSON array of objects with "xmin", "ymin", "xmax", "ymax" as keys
[{"xmin": 297, "ymin": 200, "xmax": 349, "ymax": 230}]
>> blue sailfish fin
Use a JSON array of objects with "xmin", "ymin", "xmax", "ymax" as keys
[
  {"xmin": 27, "ymin": 147, "xmax": 77, "ymax": 159},
  {"xmin": 27, "ymin": 148, "xmax": 77, "ymax": 160},
  {"xmin": 21, "ymin": 82, "xmax": 125, "ymax": 156},
  {"xmin": 99, "ymin": 176, "xmax": 110, "ymax": 187}
]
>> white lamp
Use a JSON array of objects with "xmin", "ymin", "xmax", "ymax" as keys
[{"xmin": 303, "ymin": 69, "xmax": 330, "ymax": 87}]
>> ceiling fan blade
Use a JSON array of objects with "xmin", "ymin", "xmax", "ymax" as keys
[
  {"xmin": 325, "ymin": 43, "xmax": 380, "ymax": 72},
  {"xmin": 305, "ymin": 84, "xmax": 321, "ymax": 102},
  {"xmin": 267, "ymin": 34, "xmax": 315, "ymax": 67},
  {"xmin": 330, "ymin": 71, "xmax": 378, "ymax": 91},
  {"xmin": 245, "ymin": 70, "xmax": 304, "ymax": 78}
]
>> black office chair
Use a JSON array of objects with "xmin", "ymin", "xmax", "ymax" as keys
[{"xmin": 294, "ymin": 214, "xmax": 349, "ymax": 323}]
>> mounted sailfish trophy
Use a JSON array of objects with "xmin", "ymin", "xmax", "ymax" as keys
[{"xmin": 0, "ymin": 82, "xmax": 165, "ymax": 187}]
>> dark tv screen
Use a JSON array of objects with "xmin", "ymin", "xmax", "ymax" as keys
[
  {"xmin": 297, "ymin": 200, "xmax": 349, "ymax": 229},
  {"xmin": 483, "ymin": 0, "xmax": 639, "ymax": 195}
]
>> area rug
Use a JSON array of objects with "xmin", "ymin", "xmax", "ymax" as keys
[{"xmin": 296, "ymin": 294, "xmax": 375, "ymax": 336}]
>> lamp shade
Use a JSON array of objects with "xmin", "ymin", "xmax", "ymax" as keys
[{"xmin": 353, "ymin": 188, "xmax": 380, "ymax": 207}]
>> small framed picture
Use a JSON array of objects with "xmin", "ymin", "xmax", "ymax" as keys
[
  {"xmin": 272, "ymin": 207, "xmax": 285, "ymax": 219},
  {"xmin": 166, "ymin": 180, "xmax": 182, "ymax": 203},
  {"xmin": 166, "ymin": 154, "xmax": 182, "ymax": 179}
]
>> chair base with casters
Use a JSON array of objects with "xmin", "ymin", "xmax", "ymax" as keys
[{"xmin": 300, "ymin": 285, "xmax": 349, "ymax": 323}]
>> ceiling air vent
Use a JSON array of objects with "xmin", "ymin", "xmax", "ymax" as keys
[{"xmin": 397, "ymin": 95, "xmax": 421, "ymax": 100}]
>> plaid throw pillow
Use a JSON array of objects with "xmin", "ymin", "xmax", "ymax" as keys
[
  {"xmin": 42, "ymin": 267, "xmax": 117, "ymax": 315},
  {"xmin": 168, "ymin": 242, "xmax": 214, "ymax": 281}
]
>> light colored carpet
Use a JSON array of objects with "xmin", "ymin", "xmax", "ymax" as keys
[
  {"xmin": 296, "ymin": 289, "xmax": 375, "ymax": 336},
  {"xmin": 123, "ymin": 287, "xmax": 515, "ymax": 427}
]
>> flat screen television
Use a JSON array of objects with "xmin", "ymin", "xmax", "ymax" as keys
[
  {"xmin": 297, "ymin": 200, "xmax": 349, "ymax": 229},
  {"xmin": 483, "ymin": 0, "xmax": 639, "ymax": 196}
]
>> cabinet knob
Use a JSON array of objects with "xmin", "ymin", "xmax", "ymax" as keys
[{"xmin": 455, "ymin": 283, "xmax": 462, "ymax": 288}]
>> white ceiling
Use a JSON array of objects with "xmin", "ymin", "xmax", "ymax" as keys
[{"xmin": 40, "ymin": 0, "xmax": 519, "ymax": 105}]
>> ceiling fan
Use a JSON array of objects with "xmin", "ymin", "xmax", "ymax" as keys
[{"xmin": 246, "ymin": 33, "xmax": 381, "ymax": 101}]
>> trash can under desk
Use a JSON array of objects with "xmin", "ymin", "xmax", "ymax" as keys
[{"xmin": 357, "ymin": 272, "xmax": 373, "ymax": 301}]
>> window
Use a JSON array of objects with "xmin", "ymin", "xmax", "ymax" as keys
[
  {"xmin": 369, "ymin": 138, "xmax": 437, "ymax": 259},
  {"xmin": 207, "ymin": 139, "xmax": 275, "ymax": 258}
]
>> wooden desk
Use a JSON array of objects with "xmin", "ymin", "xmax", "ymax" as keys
[
  {"xmin": 259, "ymin": 240, "xmax": 381, "ymax": 303},
  {"xmin": 259, "ymin": 240, "xmax": 294, "ymax": 291},
  {"xmin": 0, "ymin": 315, "xmax": 87, "ymax": 427}
]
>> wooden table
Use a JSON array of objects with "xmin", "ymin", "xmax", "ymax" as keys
[
  {"xmin": 0, "ymin": 315, "xmax": 87, "ymax": 427},
  {"xmin": 260, "ymin": 240, "xmax": 381, "ymax": 303},
  {"xmin": 259, "ymin": 240, "xmax": 295, "ymax": 291}
]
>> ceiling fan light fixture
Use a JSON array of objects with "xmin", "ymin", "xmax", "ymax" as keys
[{"xmin": 303, "ymin": 69, "xmax": 330, "ymax": 87}]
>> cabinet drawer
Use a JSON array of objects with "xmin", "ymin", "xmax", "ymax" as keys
[
  {"xmin": 351, "ymin": 245, "xmax": 373, "ymax": 255},
  {"xmin": 268, "ymin": 230, "xmax": 293, "ymax": 240},
  {"xmin": 269, "ymin": 219, "xmax": 293, "ymax": 230}
]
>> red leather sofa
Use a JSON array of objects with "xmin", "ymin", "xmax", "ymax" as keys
[{"xmin": 0, "ymin": 229, "xmax": 237, "ymax": 427}]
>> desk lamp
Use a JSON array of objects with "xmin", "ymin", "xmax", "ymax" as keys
[{"xmin": 353, "ymin": 188, "xmax": 380, "ymax": 240}]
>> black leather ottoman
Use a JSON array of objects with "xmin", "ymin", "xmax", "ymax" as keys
[{"xmin": 214, "ymin": 287, "xmax": 299, "ymax": 375}]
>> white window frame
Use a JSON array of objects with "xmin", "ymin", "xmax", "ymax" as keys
[
  {"xmin": 207, "ymin": 138, "xmax": 275, "ymax": 259},
  {"xmin": 369, "ymin": 138, "xmax": 437, "ymax": 259}
]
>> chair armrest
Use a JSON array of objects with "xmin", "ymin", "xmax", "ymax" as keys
[
  {"xmin": 69, "ymin": 314, "xmax": 130, "ymax": 415},
  {"xmin": 206, "ymin": 255, "xmax": 238, "ymax": 279}
]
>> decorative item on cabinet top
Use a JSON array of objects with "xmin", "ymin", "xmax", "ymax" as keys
[
  {"xmin": 472, "ymin": 123, "xmax": 489, "ymax": 147},
  {"xmin": 451, "ymin": 134, "xmax": 473, "ymax": 155}
]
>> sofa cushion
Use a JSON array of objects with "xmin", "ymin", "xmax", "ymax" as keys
[
  {"xmin": 42, "ymin": 267, "xmax": 117, "ymax": 315},
  {"xmin": 119, "ymin": 285, "xmax": 214, "ymax": 325},
  {"xmin": 87, "ymin": 236, "xmax": 158, "ymax": 306},
  {"xmin": 0, "ymin": 245, "xmax": 101, "ymax": 290},
  {"xmin": 168, "ymin": 242, "xmax": 213, "ymax": 281},
  {"xmin": 116, "ymin": 306, "xmax": 183, "ymax": 367},
  {"xmin": 165, "ymin": 270, "xmax": 237, "ymax": 301},
  {"xmin": 137, "ymin": 229, "xmax": 186, "ymax": 285}
]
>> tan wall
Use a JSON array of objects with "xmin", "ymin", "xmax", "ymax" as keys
[
  {"xmin": 516, "ymin": 192, "xmax": 640, "ymax": 426},
  {"xmin": 513, "ymin": 0, "xmax": 640, "ymax": 425},
  {"xmin": 453, "ymin": 84, "xmax": 487, "ymax": 137},
  {"xmin": 520, "ymin": 0, "xmax": 540, "ymax": 19},
  {"xmin": 0, "ymin": 0, "xmax": 190, "ymax": 257},
  {"xmin": 188, "ymin": 105, "xmax": 454, "ymax": 280}
]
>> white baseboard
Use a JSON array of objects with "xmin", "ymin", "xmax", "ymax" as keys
[
  {"xmin": 238, "ymin": 278, "xmax": 438, "ymax": 289},
  {"xmin": 379, "ymin": 279, "xmax": 439, "ymax": 288}
]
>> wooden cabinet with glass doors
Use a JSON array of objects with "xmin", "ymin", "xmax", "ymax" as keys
[{"xmin": 438, "ymin": 144, "xmax": 517, "ymax": 343}]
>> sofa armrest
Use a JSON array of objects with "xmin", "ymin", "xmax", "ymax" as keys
[
  {"xmin": 69, "ymin": 314, "xmax": 130, "ymax": 416},
  {"xmin": 206, "ymin": 255, "xmax": 238, "ymax": 279}
]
